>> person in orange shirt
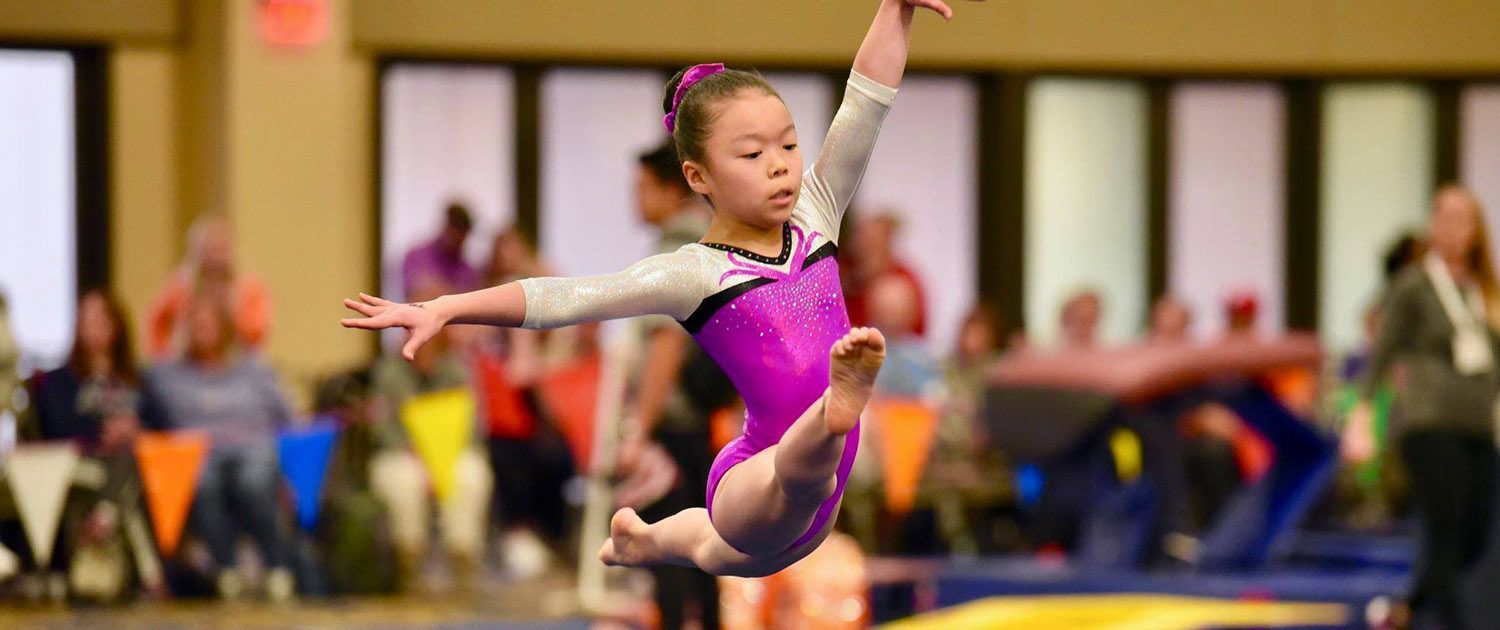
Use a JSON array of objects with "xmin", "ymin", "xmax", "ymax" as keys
[{"xmin": 147, "ymin": 215, "xmax": 272, "ymax": 358}]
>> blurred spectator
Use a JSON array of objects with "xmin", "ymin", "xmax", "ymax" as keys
[
  {"xmin": 1343, "ymin": 184, "xmax": 1500, "ymax": 629},
  {"xmin": 1172, "ymin": 294, "xmax": 1277, "ymax": 535},
  {"xmin": 1339, "ymin": 232, "xmax": 1427, "ymax": 382},
  {"xmin": 1340, "ymin": 301, "xmax": 1385, "ymax": 383},
  {"xmin": 367, "ymin": 283, "xmax": 493, "ymax": 588},
  {"xmin": 304, "ymin": 367, "xmax": 403, "ymax": 595},
  {"xmin": 147, "ymin": 215, "xmax": 273, "ymax": 359},
  {"xmin": 1058, "ymin": 289, "xmax": 1103, "ymax": 349},
  {"xmin": 868, "ymin": 274, "xmax": 939, "ymax": 399},
  {"xmin": 1178, "ymin": 403, "xmax": 1253, "ymax": 531},
  {"xmin": 26, "ymin": 289, "xmax": 162, "ymax": 600},
  {"xmin": 1005, "ymin": 317, "xmax": 1031, "ymax": 355},
  {"xmin": 1148, "ymin": 296, "xmax": 1193, "ymax": 344},
  {"xmin": 485, "ymin": 227, "xmax": 549, "ymax": 287},
  {"xmin": 843, "ymin": 212, "xmax": 928, "ymax": 337},
  {"xmin": 850, "ymin": 275, "xmax": 940, "ymax": 553},
  {"xmin": 1338, "ymin": 232, "xmax": 1427, "ymax": 384},
  {"xmin": 402, "ymin": 202, "xmax": 480, "ymax": 298},
  {"xmin": 140, "ymin": 292, "xmax": 295, "ymax": 601},
  {"xmin": 1383, "ymin": 231, "xmax": 1424, "ymax": 283},
  {"xmin": 0, "ymin": 291, "xmax": 19, "ymax": 426},
  {"xmin": 926, "ymin": 303, "xmax": 1014, "ymax": 554},
  {"xmin": 474, "ymin": 228, "xmax": 576, "ymax": 573},
  {"xmin": 621, "ymin": 140, "xmax": 721, "ymax": 630},
  {"xmin": 33, "ymin": 290, "xmax": 143, "ymax": 449},
  {"xmin": 1224, "ymin": 290, "xmax": 1259, "ymax": 336}
]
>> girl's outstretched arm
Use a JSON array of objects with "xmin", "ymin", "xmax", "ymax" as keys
[
  {"xmin": 341, "ymin": 284, "xmax": 526, "ymax": 360},
  {"xmin": 852, "ymin": 0, "xmax": 955, "ymax": 90},
  {"xmin": 341, "ymin": 250, "xmax": 711, "ymax": 360}
]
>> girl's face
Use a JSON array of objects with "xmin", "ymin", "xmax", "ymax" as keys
[
  {"xmin": 1431, "ymin": 188, "xmax": 1479, "ymax": 263},
  {"xmin": 684, "ymin": 91, "xmax": 803, "ymax": 230}
]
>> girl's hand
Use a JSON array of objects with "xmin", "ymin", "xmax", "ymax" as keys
[
  {"xmin": 341, "ymin": 292, "xmax": 445, "ymax": 360},
  {"xmin": 1340, "ymin": 402, "xmax": 1377, "ymax": 464}
]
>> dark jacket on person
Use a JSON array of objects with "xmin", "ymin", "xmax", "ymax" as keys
[
  {"xmin": 1364, "ymin": 266, "xmax": 1500, "ymax": 436},
  {"xmin": 31, "ymin": 366, "xmax": 148, "ymax": 447}
]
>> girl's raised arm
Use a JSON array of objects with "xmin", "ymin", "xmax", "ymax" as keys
[
  {"xmin": 852, "ymin": 0, "xmax": 954, "ymax": 90},
  {"xmin": 803, "ymin": 0, "xmax": 961, "ymax": 236}
]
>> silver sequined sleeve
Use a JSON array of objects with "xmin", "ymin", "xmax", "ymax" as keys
[
  {"xmin": 799, "ymin": 71, "xmax": 898, "ymax": 243},
  {"xmin": 517, "ymin": 249, "xmax": 712, "ymax": 330}
]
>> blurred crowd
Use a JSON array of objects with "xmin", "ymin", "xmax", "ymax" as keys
[{"xmin": 0, "ymin": 142, "xmax": 1490, "ymax": 628}]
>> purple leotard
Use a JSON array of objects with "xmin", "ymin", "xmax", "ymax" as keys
[
  {"xmin": 517, "ymin": 71, "xmax": 896, "ymax": 553},
  {"xmin": 690, "ymin": 222, "xmax": 857, "ymax": 551}
]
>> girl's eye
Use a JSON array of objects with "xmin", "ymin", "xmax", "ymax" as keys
[
  {"xmin": 784, "ymin": 144, "xmax": 798, "ymax": 151},
  {"xmin": 742, "ymin": 151, "xmax": 762, "ymax": 160}
]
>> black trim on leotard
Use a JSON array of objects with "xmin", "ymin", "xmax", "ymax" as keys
[
  {"xmin": 679, "ymin": 277, "xmax": 777, "ymax": 334},
  {"xmin": 800, "ymin": 242, "xmax": 838, "ymax": 271},
  {"xmin": 678, "ymin": 242, "xmax": 839, "ymax": 334},
  {"xmin": 700, "ymin": 222, "xmax": 793, "ymax": 266},
  {"xmin": 681, "ymin": 277, "xmax": 774, "ymax": 334}
]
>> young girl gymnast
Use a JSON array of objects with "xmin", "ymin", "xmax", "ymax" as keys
[{"xmin": 342, "ymin": 0, "xmax": 962, "ymax": 577}]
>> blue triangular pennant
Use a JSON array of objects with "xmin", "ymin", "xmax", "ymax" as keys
[{"xmin": 277, "ymin": 421, "xmax": 338, "ymax": 532}]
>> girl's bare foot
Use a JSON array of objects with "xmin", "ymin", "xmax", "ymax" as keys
[
  {"xmin": 598, "ymin": 508, "xmax": 653, "ymax": 567},
  {"xmin": 824, "ymin": 327, "xmax": 885, "ymax": 436}
]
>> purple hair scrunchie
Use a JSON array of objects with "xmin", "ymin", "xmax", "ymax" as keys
[{"xmin": 663, "ymin": 63, "xmax": 727, "ymax": 134}]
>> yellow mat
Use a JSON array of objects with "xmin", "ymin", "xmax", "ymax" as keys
[{"xmin": 882, "ymin": 594, "xmax": 1349, "ymax": 630}]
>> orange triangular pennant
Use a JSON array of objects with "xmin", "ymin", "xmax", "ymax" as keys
[
  {"xmin": 871, "ymin": 399, "xmax": 939, "ymax": 516},
  {"xmin": 134, "ymin": 431, "xmax": 209, "ymax": 556}
]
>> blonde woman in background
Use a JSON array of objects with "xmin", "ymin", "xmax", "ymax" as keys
[
  {"xmin": 1343, "ymin": 185, "xmax": 1500, "ymax": 630},
  {"xmin": 147, "ymin": 215, "xmax": 273, "ymax": 359}
]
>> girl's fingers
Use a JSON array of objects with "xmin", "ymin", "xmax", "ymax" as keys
[
  {"xmin": 343, "ymin": 310, "xmax": 403, "ymax": 330},
  {"xmin": 341, "ymin": 316, "xmax": 380, "ymax": 330},
  {"xmin": 360, "ymin": 292, "xmax": 396, "ymax": 306},
  {"xmin": 401, "ymin": 327, "xmax": 433, "ymax": 361},
  {"xmin": 343, "ymin": 298, "xmax": 381, "ymax": 317}
]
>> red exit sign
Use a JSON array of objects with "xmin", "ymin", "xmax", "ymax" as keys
[{"xmin": 259, "ymin": 0, "xmax": 328, "ymax": 48}]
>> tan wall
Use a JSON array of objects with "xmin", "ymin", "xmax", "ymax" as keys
[
  {"xmin": 352, "ymin": 0, "xmax": 1500, "ymax": 75},
  {"xmin": 221, "ymin": 0, "xmax": 374, "ymax": 399},
  {"xmin": 104, "ymin": 1, "xmax": 372, "ymax": 408},
  {"xmin": 109, "ymin": 48, "xmax": 179, "ymax": 351},
  {"xmin": 0, "ymin": 0, "xmax": 177, "ymax": 45}
]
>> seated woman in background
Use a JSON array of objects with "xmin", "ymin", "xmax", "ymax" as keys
[
  {"xmin": 926, "ymin": 304, "xmax": 1015, "ymax": 554},
  {"xmin": 33, "ymin": 289, "xmax": 144, "ymax": 451},
  {"xmin": 28, "ymin": 289, "xmax": 159, "ymax": 600},
  {"xmin": 141, "ymin": 292, "xmax": 295, "ymax": 601}
]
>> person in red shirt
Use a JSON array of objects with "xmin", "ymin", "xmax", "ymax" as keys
[{"xmin": 843, "ymin": 212, "xmax": 928, "ymax": 337}]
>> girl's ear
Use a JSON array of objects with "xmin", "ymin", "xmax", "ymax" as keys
[{"xmin": 682, "ymin": 160, "xmax": 712, "ymax": 197}]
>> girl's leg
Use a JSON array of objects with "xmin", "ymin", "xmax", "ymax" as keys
[
  {"xmin": 600, "ymin": 507, "xmax": 745, "ymax": 574},
  {"xmin": 709, "ymin": 327, "xmax": 884, "ymax": 555},
  {"xmin": 599, "ymin": 328, "xmax": 884, "ymax": 569},
  {"xmin": 599, "ymin": 501, "xmax": 839, "ymax": 578}
]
